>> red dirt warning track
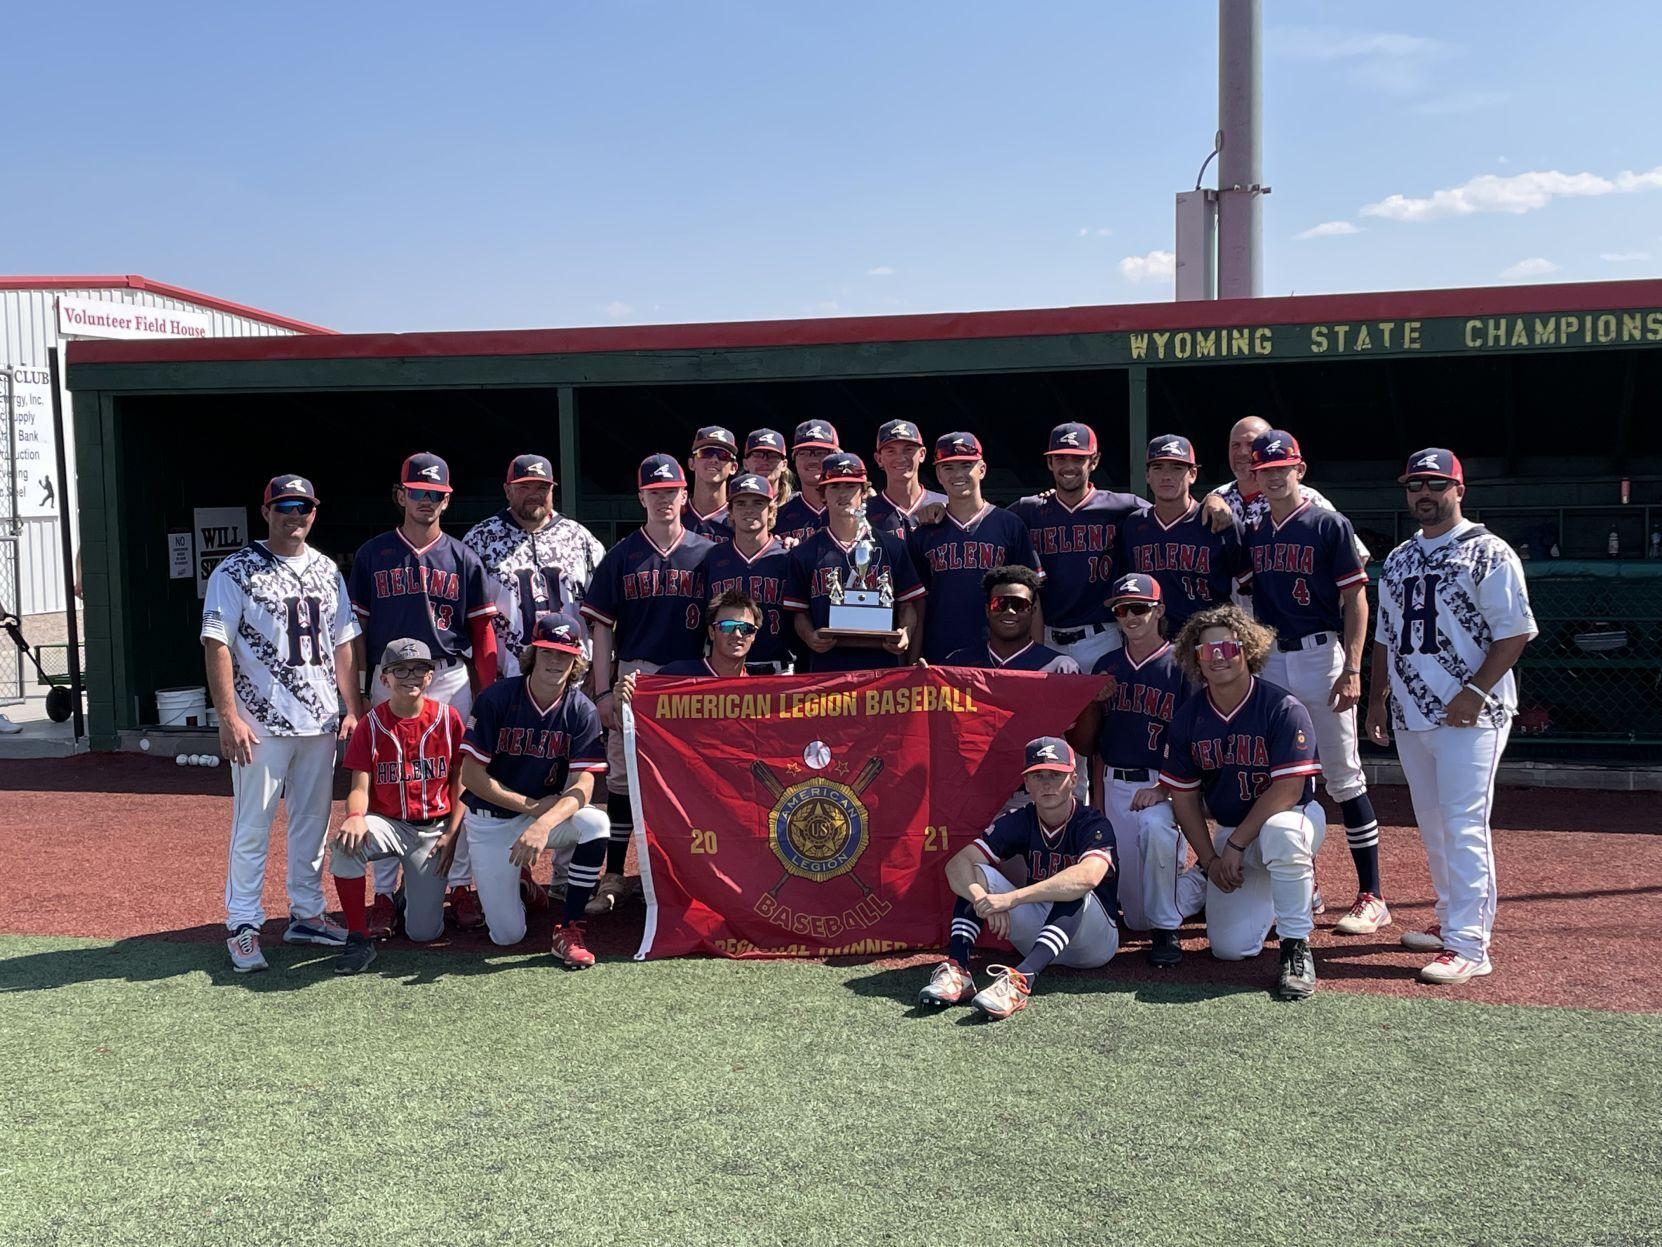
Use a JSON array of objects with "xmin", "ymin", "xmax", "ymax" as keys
[{"xmin": 1, "ymin": 755, "xmax": 1656, "ymax": 1012}]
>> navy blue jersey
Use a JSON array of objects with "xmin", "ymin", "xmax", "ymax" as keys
[
  {"xmin": 774, "ymin": 494, "xmax": 829, "ymax": 545},
  {"xmin": 1244, "ymin": 502, "xmax": 1369, "ymax": 640},
  {"xmin": 581, "ymin": 528, "xmax": 715, "ymax": 663},
  {"xmin": 460, "ymin": 678, "xmax": 606, "ymax": 817},
  {"xmin": 909, "ymin": 504, "xmax": 1040, "ymax": 663},
  {"xmin": 865, "ymin": 488, "xmax": 948, "ymax": 538},
  {"xmin": 1159, "ymin": 677, "xmax": 1319, "ymax": 827},
  {"xmin": 699, "ymin": 537, "xmax": 794, "ymax": 664},
  {"xmin": 943, "ymin": 640, "xmax": 1079, "ymax": 673},
  {"xmin": 973, "ymin": 801, "xmax": 1116, "ymax": 907},
  {"xmin": 1121, "ymin": 502, "xmax": 1252, "ymax": 629},
  {"xmin": 1009, "ymin": 488, "xmax": 1146, "ymax": 629},
  {"xmin": 1091, "ymin": 641, "xmax": 1191, "ymax": 770},
  {"xmin": 682, "ymin": 499, "xmax": 733, "ymax": 542},
  {"xmin": 349, "ymin": 530, "xmax": 496, "ymax": 663},
  {"xmin": 783, "ymin": 527, "xmax": 925, "ymax": 672},
  {"xmin": 655, "ymin": 658, "xmax": 726, "ymax": 676}
]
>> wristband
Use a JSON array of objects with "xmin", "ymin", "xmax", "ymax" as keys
[
  {"xmin": 595, "ymin": 688, "xmax": 614, "ymax": 700},
  {"xmin": 1225, "ymin": 838, "xmax": 1250, "ymax": 853},
  {"xmin": 1342, "ymin": 666, "xmax": 1361, "ymax": 675},
  {"xmin": 1462, "ymin": 681, "xmax": 1491, "ymax": 703}
]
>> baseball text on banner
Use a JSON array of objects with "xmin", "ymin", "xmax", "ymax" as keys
[{"xmin": 625, "ymin": 666, "xmax": 1108, "ymax": 959}]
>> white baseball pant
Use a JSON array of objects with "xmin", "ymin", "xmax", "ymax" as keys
[
  {"xmin": 1200, "ymin": 802, "xmax": 1328, "ymax": 960},
  {"xmin": 1394, "ymin": 723, "xmax": 1509, "ymax": 963},
  {"xmin": 605, "ymin": 659, "xmax": 659, "ymax": 796},
  {"xmin": 225, "ymin": 733, "xmax": 337, "ymax": 931},
  {"xmin": 976, "ymin": 863, "xmax": 1119, "ymax": 968},
  {"xmin": 370, "ymin": 661, "xmax": 475, "ymax": 894},
  {"xmin": 1117, "ymin": 788, "xmax": 1208, "ymax": 933},
  {"xmin": 1262, "ymin": 638, "xmax": 1367, "ymax": 803},
  {"xmin": 1099, "ymin": 773, "xmax": 1159, "ymax": 931},
  {"xmin": 329, "ymin": 816, "xmax": 449, "ymax": 942},
  {"xmin": 464, "ymin": 805, "xmax": 610, "ymax": 946}
]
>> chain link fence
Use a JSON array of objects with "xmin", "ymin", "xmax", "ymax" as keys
[{"xmin": 0, "ymin": 537, "xmax": 21, "ymax": 705}]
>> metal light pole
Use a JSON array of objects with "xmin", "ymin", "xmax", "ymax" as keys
[{"xmin": 1216, "ymin": 0, "xmax": 1265, "ymax": 299}]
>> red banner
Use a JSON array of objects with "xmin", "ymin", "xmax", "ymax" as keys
[{"xmin": 625, "ymin": 666, "xmax": 1107, "ymax": 959}]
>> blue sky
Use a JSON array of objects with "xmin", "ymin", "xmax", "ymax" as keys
[{"xmin": 9, "ymin": 1, "xmax": 1660, "ymax": 332}]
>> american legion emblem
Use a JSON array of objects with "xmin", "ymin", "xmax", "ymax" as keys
[{"xmin": 750, "ymin": 755, "xmax": 883, "ymax": 901}]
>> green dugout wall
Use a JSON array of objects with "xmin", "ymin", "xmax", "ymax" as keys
[{"xmin": 67, "ymin": 279, "xmax": 1662, "ymax": 753}]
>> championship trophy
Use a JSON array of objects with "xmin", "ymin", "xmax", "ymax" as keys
[{"xmin": 824, "ymin": 504, "xmax": 901, "ymax": 646}]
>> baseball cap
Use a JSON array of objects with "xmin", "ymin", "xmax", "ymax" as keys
[
  {"xmin": 400, "ymin": 452, "xmax": 453, "ymax": 493},
  {"xmin": 506, "ymin": 453, "xmax": 554, "ymax": 485},
  {"xmin": 637, "ymin": 454, "xmax": 687, "ymax": 490},
  {"xmin": 1022, "ymin": 737, "xmax": 1077, "ymax": 775},
  {"xmin": 380, "ymin": 638, "xmax": 435, "ymax": 670},
  {"xmin": 1146, "ymin": 434, "xmax": 1196, "ymax": 465},
  {"xmin": 1250, "ymin": 431, "xmax": 1303, "ymax": 471},
  {"xmin": 746, "ymin": 428, "xmax": 787, "ymax": 456},
  {"xmin": 1107, "ymin": 573, "xmax": 1162, "ymax": 605},
  {"xmin": 692, "ymin": 426, "xmax": 738, "ymax": 456},
  {"xmin": 935, "ymin": 431, "xmax": 983, "ymax": 464},
  {"xmin": 792, "ymin": 420, "xmax": 841, "ymax": 452},
  {"xmin": 263, "ymin": 474, "xmax": 318, "ymax": 505},
  {"xmin": 819, "ymin": 452, "xmax": 868, "ymax": 484},
  {"xmin": 876, "ymin": 419, "xmax": 924, "ymax": 448},
  {"xmin": 1399, "ymin": 447, "xmax": 1464, "ymax": 485},
  {"xmin": 530, "ymin": 610, "xmax": 586, "ymax": 654},
  {"xmin": 728, "ymin": 472, "xmax": 775, "ymax": 501},
  {"xmin": 1047, "ymin": 423, "xmax": 1098, "ymax": 457}
]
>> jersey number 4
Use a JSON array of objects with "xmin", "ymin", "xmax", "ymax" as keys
[{"xmin": 1397, "ymin": 573, "xmax": 1442, "ymax": 655}]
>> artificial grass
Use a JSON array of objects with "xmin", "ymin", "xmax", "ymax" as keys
[{"xmin": 0, "ymin": 934, "xmax": 1657, "ymax": 1247}]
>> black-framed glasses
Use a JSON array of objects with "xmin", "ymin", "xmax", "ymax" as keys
[
  {"xmin": 714, "ymin": 619, "xmax": 759, "ymax": 638},
  {"xmin": 989, "ymin": 596, "xmax": 1035, "ymax": 615},
  {"xmin": 384, "ymin": 664, "xmax": 434, "ymax": 680},
  {"xmin": 271, "ymin": 500, "xmax": 315, "ymax": 515},
  {"xmin": 1112, "ymin": 602, "xmax": 1153, "ymax": 618},
  {"xmin": 405, "ymin": 488, "xmax": 447, "ymax": 504},
  {"xmin": 1404, "ymin": 478, "xmax": 1456, "ymax": 494}
]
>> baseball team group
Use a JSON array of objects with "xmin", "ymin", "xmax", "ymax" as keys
[{"xmin": 201, "ymin": 412, "xmax": 1535, "ymax": 1016}]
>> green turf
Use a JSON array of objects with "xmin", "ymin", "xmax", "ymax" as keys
[{"xmin": 0, "ymin": 935, "xmax": 1657, "ymax": 1247}]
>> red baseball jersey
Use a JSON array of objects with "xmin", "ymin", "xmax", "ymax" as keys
[{"xmin": 343, "ymin": 699, "xmax": 466, "ymax": 821}]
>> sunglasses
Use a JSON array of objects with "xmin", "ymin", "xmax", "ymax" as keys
[
  {"xmin": 989, "ymin": 595, "xmax": 1035, "ymax": 614},
  {"xmin": 271, "ymin": 500, "xmax": 315, "ymax": 515},
  {"xmin": 714, "ymin": 619, "xmax": 759, "ymax": 638},
  {"xmin": 1112, "ymin": 602, "xmax": 1154, "ymax": 619},
  {"xmin": 695, "ymin": 447, "xmax": 736, "ymax": 462},
  {"xmin": 405, "ymin": 488, "xmax": 447, "ymax": 504},
  {"xmin": 384, "ymin": 664, "xmax": 434, "ymax": 680},
  {"xmin": 1195, "ymin": 639, "xmax": 1244, "ymax": 663},
  {"xmin": 1404, "ymin": 478, "xmax": 1456, "ymax": 494}
]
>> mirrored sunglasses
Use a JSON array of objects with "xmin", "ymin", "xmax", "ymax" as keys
[
  {"xmin": 1404, "ymin": 478, "xmax": 1456, "ymax": 493},
  {"xmin": 271, "ymin": 499, "xmax": 315, "ymax": 515},
  {"xmin": 989, "ymin": 596, "xmax": 1035, "ymax": 614},
  {"xmin": 1195, "ymin": 639, "xmax": 1244, "ymax": 662},
  {"xmin": 1112, "ymin": 602, "xmax": 1153, "ymax": 618},
  {"xmin": 405, "ymin": 488, "xmax": 447, "ymax": 504},
  {"xmin": 714, "ymin": 619, "xmax": 759, "ymax": 637},
  {"xmin": 695, "ymin": 446, "xmax": 736, "ymax": 462}
]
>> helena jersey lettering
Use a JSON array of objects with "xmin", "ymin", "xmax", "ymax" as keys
[
  {"xmin": 348, "ymin": 530, "xmax": 495, "ymax": 662},
  {"xmin": 700, "ymin": 537, "xmax": 795, "ymax": 664},
  {"xmin": 581, "ymin": 528, "xmax": 715, "ymax": 663},
  {"xmin": 1159, "ymin": 677, "xmax": 1320, "ymax": 827},
  {"xmin": 1121, "ymin": 502, "xmax": 1252, "ymax": 629},
  {"xmin": 865, "ymin": 489, "xmax": 948, "ymax": 537},
  {"xmin": 783, "ymin": 527, "xmax": 926, "ymax": 672},
  {"xmin": 1244, "ymin": 501, "xmax": 1369, "ymax": 640},
  {"xmin": 343, "ymin": 699, "xmax": 465, "ymax": 821},
  {"xmin": 973, "ymin": 801, "xmax": 1116, "ymax": 908},
  {"xmin": 773, "ymin": 495, "xmax": 829, "ymax": 545},
  {"xmin": 460, "ymin": 678, "xmax": 607, "ymax": 817},
  {"xmin": 1092, "ymin": 641, "xmax": 1191, "ymax": 770},
  {"xmin": 908, "ymin": 503, "xmax": 1040, "ymax": 663},
  {"xmin": 1009, "ymin": 488, "xmax": 1145, "ymax": 629},
  {"xmin": 463, "ymin": 510, "xmax": 606, "ymax": 667}
]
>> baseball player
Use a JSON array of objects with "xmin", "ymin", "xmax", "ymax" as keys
[
  {"xmin": 683, "ymin": 425, "xmax": 738, "ymax": 539},
  {"xmin": 1073, "ymin": 575, "xmax": 1201, "ymax": 961},
  {"xmin": 773, "ymin": 420, "xmax": 840, "ymax": 543},
  {"xmin": 350, "ymin": 452, "xmax": 498, "ymax": 933},
  {"xmin": 463, "ymin": 453, "xmax": 606, "ymax": 680},
  {"xmin": 328, "ymin": 639, "xmax": 467, "ymax": 974},
  {"xmin": 458, "ymin": 611, "xmax": 611, "ymax": 966},
  {"xmin": 1121, "ymin": 435, "xmax": 1252, "ymax": 631},
  {"xmin": 617, "ymin": 589, "xmax": 763, "ymax": 697},
  {"xmin": 742, "ymin": 428, "xmax": 793, "ymax": 506},
  {"xmin": 942, "ymin": 566, "xmax": 1078, "ymax": 673},
  {"xmin": 202, "ymin": 474, "xmax": 364, "ymax": 973},
  {"xmin": 582, "ymin": 454, "xmax": 715, "ymax": 912},
  {"xmin": 909, "ymin": 432, "xmax": 1041, "ymax": 664},
  {"xmin": 698, "ymin": 474, "xmax": 795, "ymax": 671},
  {"xmin": 1367, "ymin": 449, "xmax": 1536, "ymax": 985},
  {"xmin": 1244, "ymin": 430, "xmax": 1388, "ymax": 936},
  {"xmin": 1009, "ymin": 423, "xmax": 1146, "ymax": 671},
  {"xmin": 865, "ymin": 419, "xmax": 947, "ymax": 536},
  {"xmin": 1153, "ymin": 604, "xmax": 1326, "ymax": 1001},
  {"xmin": 920, "ymin": 737, "xmax": 1118, "ymax": 1020},
  {"xmin": 784, "ymin": 452, "xmax": 925, "ymax": 671}
]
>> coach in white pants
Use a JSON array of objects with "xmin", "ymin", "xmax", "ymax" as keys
[
  {"xmin": 1368, "ymin": 448, "xmax": 1536, "ymax": 987},
  {"xmin": 202, "ymin": 473, "xmax": 365, "ymax": 974}
]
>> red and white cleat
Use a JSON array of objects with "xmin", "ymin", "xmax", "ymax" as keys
[
  {"xmin": 918, "ymin": 960, "xmax": 975, "ymax": 1007},
  {"xmin": 1419, "ymin": 949, "xmax": 1492, "ymax": 985},
  {"xmin": 550, "ymin": 921, "xmax": 596, "ymax": 969},
  {"xmin": 970, "ymin": 965, "xmax": 1032, "ymax": 1020},
  {"xmin": 448, "ymin": 886, "xmax": 486, "ymax": 932},
  {"xmin": 1332, "ymin": 892, "xmax": 1391, "ymax": 935}
]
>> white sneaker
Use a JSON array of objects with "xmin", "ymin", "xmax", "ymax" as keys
[
  {"xmin": 918, "ymin": 960, "xmax": 975, "ymax": 1007},
  {"xmin": 1332, "ymin": 892, "xmax": 1391, "ymax": 935},
  {"xmin": 1419, "ymin": 950, "xmax": 1492, "ymax": 985},
  {"xmin": 1400, "ymin": 924, "xmax": 1445, "ymax": 953},
  {"xmin": 227, "ymin": 925, "xmax": 268, "ymax": 973},
  {"xmin": 0, "ymin": 714, "xmax": 21, "ymax": 735}
]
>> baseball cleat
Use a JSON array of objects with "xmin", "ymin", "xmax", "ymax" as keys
[
  {"xmin": 1146, "ymin": 929, "xmax": 1183, "ymax": 968},
  {"xmin": 1274, "ymin": 938, "xmax": 1317, "ymax": 1001},
  {"xmin": 1400, "ymin": 924, "xmax": 1445, "ymax": 953},
  {"xmin": 970, "ymin": 965, "xmax": 1032, "ymax": 1020},
  {"xmin": 1332, "ymin": 892, "xmax": 1391, "ymax": 935},
  {"xmin": 583, "ymin": 874, "xmax": 626, "ymax": 917},
  {"xmin": 1311, "ymin": 888, "xmax": 1326, "ymax": 916},
  {"xmin": 918, "ymin": 960, "xmax": 975, "ymax": 1007},
  {"xmin": 550, "ymin": 921, "xmax": 596, "ymax": 969},
  {"xmin": 227, "ymin": 924, "xmax": 268, "ymax": 974},
  {"xmin": 334, "ymin": 932, "xmax": 378, "ymax": 976},
  {"xmin": 366, "ymin": 893, "xmax": 397, "ymax": 941},
  {"xmin": 448, "ymin": 886, "xmax": 486, "ymax": 931},
  {"xmin": 283, "ymin": 914, "xmax": 348, "ymax": 947},
  {"xmin": 1419, "ymin": 950, "xmax": 1492, "ymax": 985},
  {"xmin": 519, "ymin": 866, "xmax": 550, "ymax": 913}
]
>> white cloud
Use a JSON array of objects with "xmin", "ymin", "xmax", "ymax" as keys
[
  {"xmin": 1271, "ymin": 27, "xmax": 1455, "ymax": 94},
  {"xmin": 1078, "ymin": 227, "xmax": 1112, "ymax": 237},
  {"xmin": 604, "ymin": 300, "xmax": 632, "ymax": 319},
  {"xmin": 1498, "ymin": 258, "xmax": 1560, "ymax": 281},
  {"xmin": 1118, "ymin": 250, "xmax": 1175, "ymax": 283},
  {"xmin": 1078, "ymin": 227, "xmax": 1089, "ymax": 237},
  {"xmin": 1294, "ymin": 220, "xmax": 1361, "ymax": 240},
  {"xmin": 1362, "ymin": 165, "xmax": 1662, "ymax": 222},
  {"xmin": 865, "ymin": 266, "xmax": 894, "ymax": 277},
  {"xmin": 1410, "ymin": 90, "xmax": 1510, "ymax": 115},
  {"xmin": 1601, "ymin": 251, "xmax": 1651, "ymax": 262},
  {"xmin": 1097, "ymin": 227, "xmax": 1113, "ymax": 236}
]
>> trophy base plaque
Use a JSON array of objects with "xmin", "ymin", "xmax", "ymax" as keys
[{"xmin": 826, "ymin": 590, "xmax": 899, "ymax": 647}]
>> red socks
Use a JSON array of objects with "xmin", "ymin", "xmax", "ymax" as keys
[{"xmin": 336, "ymin": 873, "xmax": 368, "ymax": 935}]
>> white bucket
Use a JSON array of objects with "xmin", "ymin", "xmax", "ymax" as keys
[{"xmin": 156, "ymin": 686, "xmax": 209, "ymax": 728}]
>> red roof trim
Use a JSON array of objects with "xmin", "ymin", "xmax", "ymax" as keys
[
  {"xmin": 64, "ymin": 277, "xmax": 1662, "ymax": 367},
  {"xmin": 1, "ymin": 275, "xmax": 333, "ymax": 335}
]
